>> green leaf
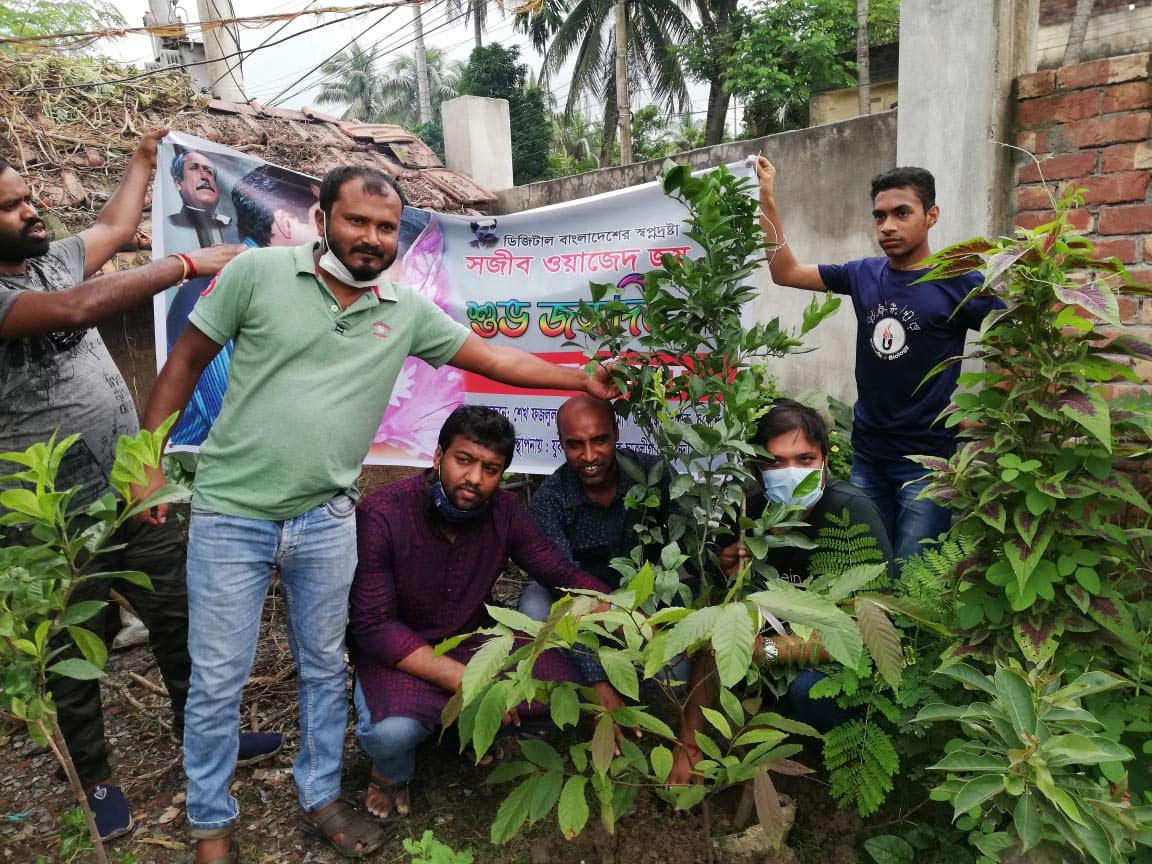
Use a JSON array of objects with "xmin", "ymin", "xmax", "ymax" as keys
[
  {"xmin": 520, "ymin": 738, "xmax": 565, "ymax": 773},
  {"xmin": 934, "ymin": 663, "xmax": 996, "ymax": 695},
  {"xmin": 1049, "ymin": 671, "xmax": 1128, "ymax": 702},
  {"xmin": 711, "ymin": 603, "xmax": 756, "ymax": 688},
  {"xmin": 748, "ymin": 582, "xmax": 862, "ymax": 668},
  {"xmin": 557, "ymin": 776, "xmax": 589, "ymax": 839},
  {"xmin": 461, "ymin": 633, "xmax": 514, "ymax": 705},
  {"xmin": 66, "ymin": 627, "xmax": 108, "ymax": 671},
  {"xmin": 473, "ymin": 681, "xmax": 511, "ymax": 761},
  {"xmin": 719, "ymin": 687, "xmax": 745, "ymax": 728},
  {"xmin": 951, "ymin": 775, "xmax": 1004, "ymax": 819},
  {"xmin": 1058, "ymin": 389, "xmax": 1112, "ymax": 452},
  {"xmin": 549, "ymin": 685, "xmax": 580, "ymax": 730},
  {"xmin": 485, "ymin": 605, "xmax": 541, "ymax": 636},
  {"xmin": 58, "ymin": 601, "xmax": 106, "ymax": 627},
  {"xmin": 490, "ymin": 775, "xmax": 535, "ymax": 844},
  {"xmin": 661, "ymin": 606, "xmax": 721, "ymax": 665},
  {"xmin": 650, "ymin": 746, "xmax": 673, "ymax": 784},
  {"xmin": 1041, "ymin": 733, "xmax": 1133, "ymax": 766},
  {"xmin": 700, "ymin": 707, "xmax": 732, "ymax": 741},
  {"xmin": 47, "ymin": 658, "xmax": 104, "ymax": 681},
  {"xmin": 863, "ymin": 835, "xmax": 915, "ymax": 864},
  {"xmin": 855, "ymin": 598, "xmax": 902, "ymax": 691},
  {"xmin": 994, "ymin": 666, "xmax": 1037, "ymax": 738},
  {"xmin": 1015, "ymin": 793, "xmax": 1042, "ymax": 851},
  {"xmin": 591, "ymin": 714, "xmax": 616, "ymax": 775},
  {"xmin": 597, "ymin": 649, "xmax": 639, "ymax": 701},
  {"xmin": 625, "ymin": 562, "xmax": 655, "ymax": 609},
  {"xmin": 929, "ymin": 750, "xmax": 1009, "ymax": 773},
  {"xmin": 528, "ymin": 770, "xmax": 564, "ymax": 823}
]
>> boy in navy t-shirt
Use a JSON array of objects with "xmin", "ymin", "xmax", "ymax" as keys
[{"xmin": 754, "ymin": 158, "xmax": 999, "ymax": 564}]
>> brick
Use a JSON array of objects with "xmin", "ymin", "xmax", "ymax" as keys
[
  {"xmin": 1101, "ymin": 141, "xmax": 1152, "ymax": 172},
  {"xmin": 1132, "ymin": 359, "xmax": 1152, "ymax": 383},
  {"xmin": 1018, "ymin": 69, "xmax": 1056, "ymax": 99},
  {"xmin": 1128, "ymin": 266, "xmax": 1152, "ymax": 288},
  {"xmin": 1142, "ymin": 299, "xmax": 1152, "ymax": 324},
  {"xmin": 1099, "ymin": 204, "xmax": 1152, "ymax": 235},
  {"xmin": 1119, "ymin": 296, "xmax": 1140, "ymax": 323},
  {"xmin": 1102, "ymin": 81, "xmax": 1152, "ymax": 113},
  {"xmin": 1065, "ymin": 171, "xmax": 1151, "ymax": 205},
  {"xmin": 1057, "ymin": 53, "xmax": 1152, "ymax": 90},
  {"xmin": 1018, "ymin": 150, "xmax": 1098, "ymax": 183},
  {"xmin": 1013, "ymin": 209, "xmax": 1094, "ymax": 232},
  {"xmin": 1016, "ymin": 130, "xmax": 1048, "ymax": 153},
  {"xmin": 1145, "ymin": 237, "xmax": 1152, "ymax": 262},
  {"xmin": 1016, "ymin": 184, "xmax": 1057, "ymax": 211},
  {"xmin": 1092, "ymin": 237, "xmax": 1140, "ymax": 263},
  {"xmin": 1062, "ymin": 113, "xmax": 1152, "ymax": 148},
  {"xmin": 1019, "ymin": 90, "xmax": 1101, "ymax": 126}
]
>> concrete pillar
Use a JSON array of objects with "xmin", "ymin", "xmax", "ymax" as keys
[
  {"xmin": 196, "ymin": 0, "xmax": 246, "ymax": 102},
  {"xmin": 441, "ymin": 96, "xmax": 515, "ymax": 191},
  {"xmin": 896, "ymin": 0, "xmax": 1039, "ymax": 245}
]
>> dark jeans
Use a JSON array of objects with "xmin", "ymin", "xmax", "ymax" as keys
[
  {"xmin": 46, "ymin": 518, "xmax": 191, "ymax": 787},
  {"xmin": 849, "ymin": 449, "xmax": 953, "ymax": 564}
]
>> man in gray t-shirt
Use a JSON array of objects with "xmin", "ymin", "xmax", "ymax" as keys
[{"xmin": 0, "ymin": 139, "xmax": 275, "ymax": 843}]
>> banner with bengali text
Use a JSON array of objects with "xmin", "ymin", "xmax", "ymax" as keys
[{"xmin": 154, "ymin": 131, "xmax": 742, "ymax": 472}]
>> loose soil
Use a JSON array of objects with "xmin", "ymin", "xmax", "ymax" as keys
[{"xmin": 0, "ymin": 560, "xmax": 867, "ymax": 864}]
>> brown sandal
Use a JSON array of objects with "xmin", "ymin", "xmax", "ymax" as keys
[{"xmin": 301, "ymin": 800, "xmax": 388, "ymax": 859}]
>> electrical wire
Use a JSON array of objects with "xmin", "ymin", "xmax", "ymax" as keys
[
  {"xmin": 202, "ymin": 0, "xmax": 321, "ymax": 96},
  {"xmin": 2, "ymin": 6, "xmax": 398, "ymax": 94}
]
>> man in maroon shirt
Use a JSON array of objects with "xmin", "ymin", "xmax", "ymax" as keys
[{"xmin": 349, "ymin": 406, "xmax": 622, "ymax": 818}]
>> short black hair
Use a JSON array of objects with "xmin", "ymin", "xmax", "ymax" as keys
[
  {"xmin": 170, "ymin": 149, "xmax": 192, "ymax": 182},
  {"xmin": 438, "ymin": 405, "xmax": 516, "ymax": 469},
  {"xmin": 318, "ymin": 165, "xmax": 405, "ymax": 218},
  {"xmin": 754, "ymin": 398, "xmax": 830, "ymax": 459},
  {"xmin": 870, "ymin": 166, "xmax": 936, "ymax": 212},
  {"xmin": 232, "ymin": 164, "xmax": 318, "ymax": 247}
]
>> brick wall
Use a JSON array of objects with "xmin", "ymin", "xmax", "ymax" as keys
[{"xmin": 1014, "ymin": 52, "xmax": 1152, "ymax": 407}]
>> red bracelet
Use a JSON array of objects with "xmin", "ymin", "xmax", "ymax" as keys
[{"xmin": 176, "ymin": 252, "xmax": 198, "ymax": 279}]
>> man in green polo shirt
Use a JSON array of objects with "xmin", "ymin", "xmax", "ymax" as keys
[{"xmin": 136, "ymin": 164, "xmax": 619, "ymax": 864}]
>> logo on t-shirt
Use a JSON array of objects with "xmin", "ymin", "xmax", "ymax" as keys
[
  {"xmin": 372, "ymin": 321, "xmax": 392, "ymax": 340},
  {"xmin": 871, "ymin": 317, "xmax": 908, "ymax": 359}
]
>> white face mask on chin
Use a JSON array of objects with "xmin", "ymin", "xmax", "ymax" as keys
[{"xmin": 317, "ymin": 220, "xmax": 382, "ymax": 290}]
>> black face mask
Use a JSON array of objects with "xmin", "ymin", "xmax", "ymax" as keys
[{"xmin": 429, "ymin": 468, "xmax": 486, "ymax": 524}]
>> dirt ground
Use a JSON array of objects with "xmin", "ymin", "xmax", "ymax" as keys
[{"xmin": 0, "ymin": 557, "xmax": 866, "ymax": 864}]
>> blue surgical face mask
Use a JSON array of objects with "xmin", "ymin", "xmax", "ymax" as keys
[
  {"xmin": 760, "ymin": 465, "xmax": 825, "ymax": 510},
  {"xmin": 429, "ymin": 468, "xmax": 486, "ymax": 524},
  {"xmin": 318, "ymin": 219, "xmax": 382, "ymax": 290}
]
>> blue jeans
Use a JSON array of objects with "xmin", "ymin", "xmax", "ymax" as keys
[
  {"xmin": 850, "ymin": 450, "xmax": 952, "ymax": 565},
  {"xmin": 183, "ymin": 495, "xmax": 358, "ymax": 837},
  {"xmin": 785, "ymin": 670, "xmax": 860, "ymax": 733},
  {"xmin": 353, "ymin": 682, "xmax": 433, "ymax": 784}
]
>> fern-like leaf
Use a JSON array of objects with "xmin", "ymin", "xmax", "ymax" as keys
[
  {"xmin": 823, "ymin": 719, "xmax": 899, "ymax": 817},
  {"xmin": 855, "ymin": 597, "xmax": 903, "ymax": 691}
]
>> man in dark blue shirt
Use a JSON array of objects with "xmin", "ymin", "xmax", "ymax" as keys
[
  {"xmin": 754, "ymin": 158, "xmax": 1000, "ymax": 563},
  {"xmin": 520, "ymin": 394, "xmax": 667, "ymax": 620}
]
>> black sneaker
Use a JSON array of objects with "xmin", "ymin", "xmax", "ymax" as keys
[{"xmin": 87, "ymin": 783, "xmax": 134, "ymax": 842}]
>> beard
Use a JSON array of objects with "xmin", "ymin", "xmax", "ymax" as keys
[
  {"xmin": 329, "ymin": 232, "xmax": 397, "ymax": 281},
  {"xmin": 0, "ymin": 220, "xmax": 50, "ymax": 262}
]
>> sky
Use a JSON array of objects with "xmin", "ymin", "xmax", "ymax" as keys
[{"xmin": 101, "ymin": 0, "xmax": 729, "ymax": 130}]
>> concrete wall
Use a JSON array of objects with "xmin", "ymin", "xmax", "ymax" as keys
[
  {"xmin": 442, "ymin": 96, "xmax": 515, "ymax": 192},
  {"xmin": 496, "ymin": 111, "xmax": 899, "ymax": 406}
]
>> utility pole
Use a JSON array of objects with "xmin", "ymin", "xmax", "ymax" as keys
[
  {"xmin": 412, "ymin": 3, "xmax": 433, "ymax": 125},
  {"xmin": 614, "ymin": 0, "xmax": 632, "ymax": 165},
  {"xmin": 196, "ymin": 0, "xmax": 246, "ymax": 101}
]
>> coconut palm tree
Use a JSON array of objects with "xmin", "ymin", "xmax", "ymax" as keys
[
  {"xmin": 539, "ymin": 0, "xmax": 694, "ymax": 165},
  {"xmin": 553, "ymin": 110, "xmax": 602, "ymax": 169},
  {"xmin": 315, "ymin": 43, "xmax": 463, "ymax": 127},
  {"xmin": 314, "ymin": 42, "xmax": 384, "ymax": 122},
  {"xmin": 445, "ymin": 0, "xmax": 491, "ymax": 49},
  {"xmin": 376, "ymin": 48, "xmax": 465, "ymax": 127}
]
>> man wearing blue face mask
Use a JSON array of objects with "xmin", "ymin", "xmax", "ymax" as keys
[
  {"xmin": 347, "ymin": 406, "xmax": 624, "ymax": 820},
  {"xmin": 721, "ymin": 398, "xmax": 895, "ymax": 585},
  {"xmin": 671, "ymin": 400, "xmax": 894, "ymax": 785}
]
